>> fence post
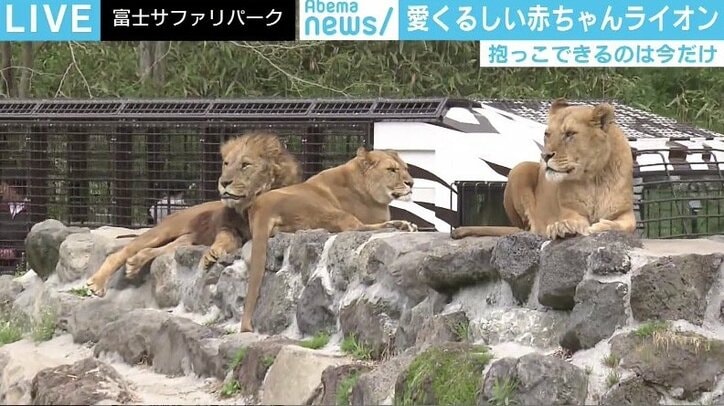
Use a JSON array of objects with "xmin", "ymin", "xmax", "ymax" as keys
[{"xmin": 113, "ymin": 124, "xmax": 133, "ymax": 227}]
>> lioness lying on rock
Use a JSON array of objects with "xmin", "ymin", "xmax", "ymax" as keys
[
  {"xmin": 86, "ymin": 131, "xmax": 302, "ymax": 296},
  {"xmin": 240, "ymin": 147, "xmax": 419, "ymax": 332},
  {"xmin": 452, "ymin": 98, "xmax": 636, "ymax": 240}
]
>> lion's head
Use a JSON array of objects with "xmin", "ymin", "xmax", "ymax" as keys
[
  {"xmin": 218, "ymin": 131, "xmax": 302, "ymax": 211},
  {"xmin": 541, "ymin": 98, "xmax": 618, "ymax": 183},
  {"xmin": 354, "ymin": 147, "xmax": 414, "ymax": 204}
]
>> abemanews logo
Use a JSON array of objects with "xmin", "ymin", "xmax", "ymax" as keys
[{"xmin": 299, "ymin": 0, "xmax": 399, "ymax": 40}]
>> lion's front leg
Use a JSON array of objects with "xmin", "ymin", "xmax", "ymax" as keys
[
  {"xmin": 201, "ymin": 229, "xmax": 241, "ymax": 270},
  {"xmin": 546, "ymin": 211, "xmax": 591, "ymax": 240},
  {"xmin": 588, "ymin": 210, "xmax": 636, "ymax": 235}
]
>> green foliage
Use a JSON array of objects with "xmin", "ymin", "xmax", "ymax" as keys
[
  {"xmin": 261, "ymin": 355, "xmax": 276, "ymax": 369},
  {"xmin": 299, "ymin": 331, "xmax": 331, "ymax": 350},
  {"xmin": 5, "ymin": 42, "xmax": 722, "ymax": 135},
  {"xmin": 229, "ymin": 347, "xmax": 247, "ymax": 370},
  {"xmin": 31, "ymin": 307, "xmax": 57, "ymax": 342},
  {"xmin": 490, "ymin": 377, "xmax": 520, "ymax": 406},
  {"xmin": 340, "ymin": 335, "xmax": 373, "ymax": 361},
  {"xmin": 0, "ymin": 320, "xmax": 23, "ymax": 345},
  {"xmin": 336, "ymin": 372, "xmax": 360, "ymax": 406},
  {"xmin": 602, "ymin": 353, "xmax": 621, "ymax": 368},
  {"xmin": 606, "ymin": 370, "xmax": 621, "ymax": 388},
  {"xmin": 67, "ymin": 286, "xmax": 93, "ymax": 297},
  {"xmin": 397, "ymin": 344, "xmax": 492, "ymax": 406},
  {"xmin": 634, "ymin": 320, "xmax": 670, "ymax": 338},
  {"xmin": 220, "ymin": 380, "xmax": 240, "ymax": 398}
]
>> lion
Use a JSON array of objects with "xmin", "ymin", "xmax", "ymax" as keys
[
  {"xmin": 239, "ymin": 147, "xmax": 418, "ymax": 332},
  {"xmin": 451, "ymin": 98, "xmax": 636, "ymax": 241},
  {"xmin": 85, "ymin": 131, "xmax": 302, "ymax": 297}
]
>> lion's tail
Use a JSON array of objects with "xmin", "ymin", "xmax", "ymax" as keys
[
  {"xmin": 451, "ymin": 225, "xmax": 524, "ymax": 239},
  {"xmin": 241, "ymin": 211, "xmax": 273, "ymax": 332}
]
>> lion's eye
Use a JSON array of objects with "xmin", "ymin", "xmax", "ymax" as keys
[
  {"xmin": 241, "ymin": 162, "xmax": 251, "ymax": 170},
  {"xmin": 565, "ymin": 131, "xmax": 577, "ymax": 139},
  {"xmin": 388, "ymin": 167, "xmax": 398, "ymax": 173},
  {"xmin": 544, "ymin": 131, "xmax": 550, "ymax": 138},
  {"xmin": 223, "ymin": 161, "xmax": 229, "ymax": 167}
]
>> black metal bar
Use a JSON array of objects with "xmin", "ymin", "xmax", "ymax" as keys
[
  {"xmin": 27, "ymin": 124, "xmax": 48, "ymax": 224},
  {"xmin": 113, "ymin": 125, "xmax": 133, "ymax": 227},
  {"xmin": 67, "ymin": 125, "xmax": 89, "ymax": 224}
]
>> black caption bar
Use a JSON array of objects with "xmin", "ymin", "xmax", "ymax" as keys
[{"xmin": 100, "ymin": 0, "xmax": 296, "ymax": 41}]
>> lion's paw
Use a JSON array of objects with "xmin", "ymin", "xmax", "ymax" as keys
[
  {"xmin": 386, "ymin": 220, "xmax": 418, "ymax": 232},
  {"xmin": 85, "ymin": 277, "xmax": 107, "ymax": 297},
  {"xmin": 125, "ymin": 256, "xmax": 144, "ymax": 278},
  {"xmin": 588, "ymin": 219, "xmax": 617, "ymax": 234},
  {"xmin": 201, "ymin": 246, "xmax": 225, "ymax": 270},
  {"xmin": 450, "ymin": 227, "xmax": 466, "ymax": 239},
  {"xmin": 546, "ymin": 219, "xmax": 590, "ymax": 240}
]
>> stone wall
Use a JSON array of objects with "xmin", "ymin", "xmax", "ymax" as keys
[{"xmin": 1, "ymin": 219, "xmax": 723, "ymax": 405}]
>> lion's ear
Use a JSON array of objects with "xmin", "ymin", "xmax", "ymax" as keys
[
  {"xmin": 549, "ymin": 98, "xmax": 570, "ymax": 114},
  {"xmin": 356, "ymin": 146, "xmax": 370, "ymax": 160},
  {"xmin": 592, "ymin": 103, "xmax": 615, "ymax": 131}
]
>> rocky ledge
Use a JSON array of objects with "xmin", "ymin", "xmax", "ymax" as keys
[{"xmin": 1, "ymin": 219, "xmax": 723, "ymax": 405}]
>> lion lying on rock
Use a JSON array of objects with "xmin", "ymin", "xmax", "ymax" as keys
[
  {"xmin": 452, "ymin": 98, "xmax": 636, "ymax": 240},
  {"xmin": 240, "ymin": 147, "xmax": 418, "ymax": 332},
  {"xmin": 86, "ymin": 131, "xmax": 302, "ymax": 296}
]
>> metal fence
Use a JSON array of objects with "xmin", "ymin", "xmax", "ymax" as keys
[{"xmin": 0, "ymin": 97, "xmax": 458, "ymax": 274}]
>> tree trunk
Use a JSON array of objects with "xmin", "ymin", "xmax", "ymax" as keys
[
  {"xmin": 138, "ymin": 41, "xmax": 155, "ymax": 82},
  {"xmin": 18, "ymin": 42, "xmax": 33, "ymax": 98},
  {"xmin": 1, "ymin": 43, "xmax": 14, "ymax": 97},
  {"xmin": 151, "ymin": 41, "xmax": 169, "ymax": 85}
]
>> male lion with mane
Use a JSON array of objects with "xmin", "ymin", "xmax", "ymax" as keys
[
  {"xmin": 452, "ymin": 98, "xmax": 636, "ymax": 240},
  {"xmin": 240, "ymin": 147, "xmax": 418, "ymax": 332},
  {"xmin": 86, "ymin": 131, "xmax": 302, "ymax": 296}
]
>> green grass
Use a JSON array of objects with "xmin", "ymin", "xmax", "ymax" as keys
[
  {"xmin": 220, "ymin": 380, "xmax": 240, "ymax": 398},
  {"xmin": 490, "ymin": 377, "xmax": 520, "ymax": 406},
  {"xmin": 340, "ymin": 335, "xmax": 373, "ymax": 361},
  {"xmin": 336, "ymin": 372, "xmax": 360, "ymax": 406},
  {"xmin": 66, "ymin": 286, "xmax": 93, "ymax": 297},
  {"xmin": 299, "ymin": 331, "xmax": 331, "ymax": 350},
  {"xmin": 31, "ymin": 308, "xmax": 57, "ymax": 342},
  {"xmin": 0, "ymin": 320, "xmax": 24, "ymax": 345},
  {"xmin": 261, "ymin": 355, "xmax": 275, "ymax": 369},
  {"xmin": 396, "ymin": 345, "xmax": 493, "ymax": 406},
  {"xmin": 228, "ymin": 347, "xmax": 247, "ymax": 370},
  {"xmin": 634, "ymin": 320, "xmax": 670, "ymax": 338},
  {"xmin": 602, "ymin": 353, "xmax": 621, "ymax": 368},
  {"xmin": 450, "ymin": 319, "xmax": 472, "ymax": 342},
  {"xmin": 606, "ymin": 370, "xmax": 621, "ymax": 388}
]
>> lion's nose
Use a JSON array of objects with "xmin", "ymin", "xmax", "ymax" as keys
[
  {"xmin": 541, "ymin": 152, "xmax": 555, "ymax": 162},
  {"xmin": 404, "ymin": 179, "xmax": 413, "ymax": 187},
  {"xmin": 220, "ymin": 180, "xmax": 232, "ymax": 188}
]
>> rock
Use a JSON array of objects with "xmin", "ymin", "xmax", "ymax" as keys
[
  {"xmin": 415, "ymin": 311, "xmax": 470, "ymax": 348},
  {"xmin": 630, "ymin": 254, "xmax": 722, "ymax": 325},
  {"xmin": 94, "ymin": 308, "xmax": 173, "ymax": 365},
  {"xmin": 419, "ymin": 237, "xmax": 499, "ymax": 293},
  {"xmin": 327, "ymin": 231, "xmax": 375, "ymax": 291},
  {"xmin": 252, "ymin": 264, "xmax": 304, "ymax": 335},
  {"xmin": 233, "ymin": 336, "xmax": 299, "ymax": 400},
  {"xmin": 471, "ymin": 308, "xmax": 568, "ymax": 349},
  {"xmin": 30, "ymin": 357, "xmax": 136, "ymax": 405},
  {"xmin": 394, "ymin": 292, "xmax": 448, "ymax": 352},
  {"xmin": 215, "ymin": 260, "xmax": 247, "ymax": 321},
  {"xmin": 610, "ymin": 328, "xmax": 724, "ymax": 398},
  {"xmin": 150, "ymin": 253, "xmax": 180, "ymax": 308},
  {"xmin": 340, "ymin": 294, "xmax": 400, "ymax": 360},
  {"xmin": 588, "ymin": 245, "xmax": 632, "ymax": 275},
  {"xmin": 37, "ymin": 290, "xmax": 84, "ymax": 333},
  {"xmin": 309, "ymin": 363, "xmax": 373, "ymax": 406},
  {"xmin": 260, "ymin": 345, "xmax": 352, "ymax": 405},
  {"xmin": 149, "ymin": 316, "xmax": 224, "ymax": 378},
  {"xmin": 286, "ymin": 229, "xmax": 331, "ymax": 284},
  {"xmin": 599, "ymin": 376, "xmax": 661, "ymax": 406},
  {"xmin": 178, "ymin": 245, "xmax": 218, "ymax": 314},
  {"xmin": 0, "ymin": 275, "xmax": 22, "ymax": 310},
  {"xmin": 54, "ymin": 233, "xmax": 96, "ymax": 283},
  {"xmin": 296, "ymin": 273, "xmax": 336, "ymax": 336},
  {"xmin": 350, "ymin": 347, "xmax": 416, "ymax": 406},
  {"xmin": 560, "ymin": 280, "xmax": 628, "ymax": 352},
  {"xmin": 24, "ymin": 220, "xmax": 89, "ymax": 280},
  {"xmin": 491, "ymin": 232, "xmax": 545, "ymax": 303},
  {"xmin": 720, "ymin": 301, "xmax": 724, "ymax": 323},
  {"xmin": 479, "ymin": 353, "xmax": 588, "ymax": 406},
  {"xmin": 394, "ymin": 343, "xmax": 492, "ymax": 406},
  {"xmin": 538, "ymin": 232, "xmax": 641, "ymax": 310},
  {"xmin": 355, "ymin": 232, "xmax": 448, "ymax": 302}
]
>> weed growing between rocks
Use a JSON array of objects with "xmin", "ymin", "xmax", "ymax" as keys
[
  {"xmin": 299, "ymin": 331, "xmax": 330, "ymax": 350},
  {"xmin": 0, "ymin": 308, "xmax": 29, "ymax": 345},
  {"xmin": 229, "ymin": 347, "xmax": 247, "ymax": 370},
  {"xmin": 606, "ymin": 370, "xmax": 621, "ymax": 388},
  {"xmin": 634, "ymin": 320, "xmax": 670, "ymax": 338},
  {"xmin": 261, "ymin": 355, "xmax": 275, "ymax": 369},
  {"xmin": 336, "ymin": 371, "xmax": 361, "ymax": 406},
  {"xmin": 340, "ymin": 335, "xmax": 373, "ymax": 360},
  {"xmin": 220, "ymin": 381, "xmax": 240, "ymax": 398},
  {"xmin": 66, "ymin": 286, "xmax": 92, "ymax": 297},
  {"xmin": 490, "ymin": 377, "xmax": 520, "ymax": 406},
  {"xmin": 395, "ymin": 344, "xmax": 493, "ymax": 406},
  {"xmin": 450, "ymin": 319, "xmax": 472, "ymax": 342},
  {"xmin": 31, "ymin": 307, "xmax": 57, "ymax": 342},
  {"xmin": 602, "ymin": 353, "xmax": 621, "ymax": 368}
]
